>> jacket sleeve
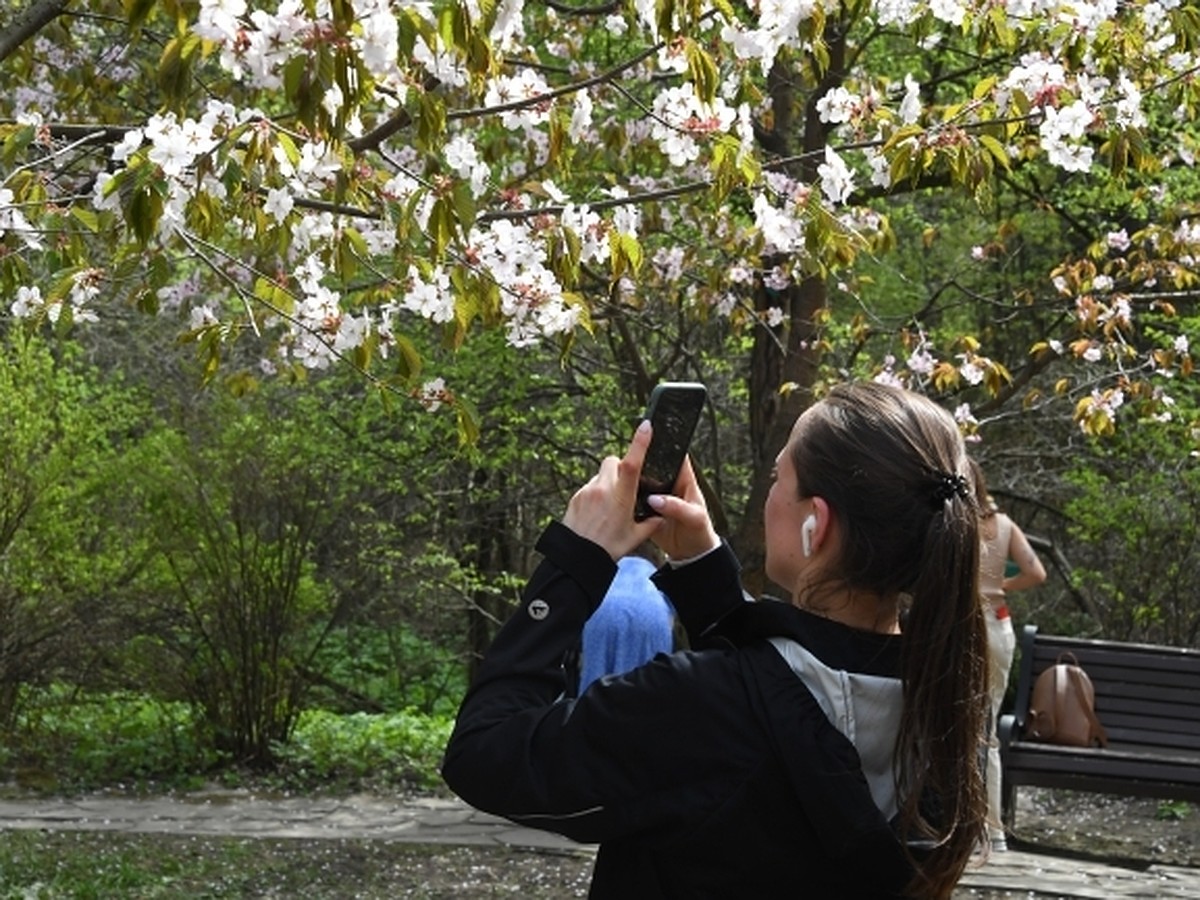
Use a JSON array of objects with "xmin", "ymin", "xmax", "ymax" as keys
[
  {"xmin": 650, "ymin": 539, "xmax": 750, "ymax": 647},
  {"xmin": 440, "ymin": 522, "xmax": 757, "ymax": 843},
  {"xmin": 440, "ymin": 522, "xmax": 614, "ymax": 826}
]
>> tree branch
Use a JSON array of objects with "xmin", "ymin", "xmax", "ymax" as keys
[
  {"xmin": 350, "ymin": 39, "xmax": 663, "ymax": 151},
  {"xmin": 539, "ymin": 0, "xmax": 621, "ymax": 14},
  {"xmin": 346, "ymin": 109, "xmax": 412, "ymax": 153},
  {"xmin": 0, "ymin": 121, "xmax": 136, "ymax": 144},
  {"xmin": 973, "ymin": 341, "xmax": 1062, "ymax": 415},
  {"xmin": 0, "ymin": 0, "xmax": 73, "ymax": 65},
  {"xmin": 448, "ymin": 41, "xmax": 662, "ymax": 123}
]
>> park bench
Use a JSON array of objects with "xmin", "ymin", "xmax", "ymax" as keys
[{"xmin": 999, "ymin": 625, "xmax": 1200, "ymax": 830}]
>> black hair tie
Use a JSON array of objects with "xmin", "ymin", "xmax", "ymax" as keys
[{"xmin": 930, "ymin": 471, "xmax": 970, "ymax": 507}]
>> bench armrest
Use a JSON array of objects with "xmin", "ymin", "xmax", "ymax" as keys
[
  {"xmin": 1009, "ymin": 624, "xmax": 1039, "ymax": 730},
  {"xmin": 998, "ymin": 712, "xmax": 1018, "ymax": 757}
]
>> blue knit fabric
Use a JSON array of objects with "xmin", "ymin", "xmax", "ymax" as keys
[{"xmin": 579, "ymin": 555, "xmax": 675, "ymax": 693}]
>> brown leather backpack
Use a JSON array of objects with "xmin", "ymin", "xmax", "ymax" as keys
[{"xmin": 1027, "ymin": 652, "xmax": 1108, "ymax": 747}]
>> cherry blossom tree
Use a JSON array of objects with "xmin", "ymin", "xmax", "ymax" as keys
[{"xmin": 2, "ymin": 0, "xmax": 1199, "ymax": 583}]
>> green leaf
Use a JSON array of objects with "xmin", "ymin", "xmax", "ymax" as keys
[
  {"xmin": 352, "ymin": 332, "xmax": 378, "ymax": 371},
  {"xmin": 709, "ymin": 0, "xmax": 736, "ymax": 20},
  {"xmin": 455, "ymin": 396, "xmax": 481, "ymax": 447},
  {"xmin": 656, "ymin": 0, "xmax": 676, "ymax": 38},
  {"xmin": 253, "ymin": 275, "xmax": 295, "ymax": 317},
  {"xmin": 330, "ymin": 0, "xmax": 355, "ymax": 31},
  {"xmin": 392, "ymin": 333, "xmax": 423, "ymax": 381},
  {"xmin": 609, "ymin": 232, "xmax": 644, "ymax": 280},
  {"xmin": 275, "ymin": 131, "xmax": 302, "ymax": 168},
  {"xmin": 1, "ymin": 124, "xmax": 35, "ymax": 167},
  {"xmin": 70, "ymin": 207, "xmax": 101, "ymax": 234},
  {"xmin": 416, "ymin": 94, "xmax": 447, "ymax": 150},
  {"xmin": 973, "ymin": 75, "xmax": 998, "ymax": 101},
  {"xmin": 198, "ymin": 328, "xmax": 222, "ymax": 385},
  {"xmin": 466, "ymin": 31, "xmax": 493, "ymax": 76},
  {"xmin": 978, "ymin": 134, "xmax": 1010, "ymax": 170},
  {"xmin": 157, "ymin": 34, "xmax": 196, "ymax": 106},
  {"xmin": 284, "ymin": 56, "xmax": 315, "ymax": 128},
  {"xmin": 336, "ymin": 232, "xmax": 359, "ymax": 280},
  {"xmin": 685, "ymin": 41, "xmax": 719, "ymax": 104},
  {"xmin": 123, "ymin": 0, "xmax": 158, "ymax": 31},
  {"xmin": 127, "ymin": 186, "xmax": 163, "ymax": 245},
  {"xmin": 225, "ymin": 371, "xmax": 260, "ymax": 397},
  {"xmin": 452, "ymin": 181, "xmax": 476, "ymax": 233},
  {"xmin": 439, "ymin": 5, "xmax": 468, "ymax": 53},
  {"xmin": 430, "ymin": 198, "xmax": 454, "ymax": 259},
  {"xmin": 344, "ymin": 227, "xmax": 369, "ymax": 259}
]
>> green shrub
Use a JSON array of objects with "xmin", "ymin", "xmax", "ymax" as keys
[
  {"xmin": 1062, "ymin": 417, "xmax": 1200, "ymax": 646},
  {"xmin": 1157, "ymin": 800, "xmax": 1193, "ymax": 821},
  {"xmin": 271, "ymin": 708, "xmax": 453, "ymax": 793},
  {"xmin": 6, "ymin": 687, "xmax": 219, "ymax": 791},
  {"xmin": 305, "ymin": 623, "xmax": 467, "ymax": 717},
  {"xmin": 1, "ymin": 687, "xmax": 455, "ymax": 795}
]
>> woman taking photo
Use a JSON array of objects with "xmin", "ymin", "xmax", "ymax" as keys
[{"xmin": 443, "ymin": 381, "xmax": 988, "ymax": 899}]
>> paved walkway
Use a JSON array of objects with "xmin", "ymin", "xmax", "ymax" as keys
[
  {"xmin": 0, "ymin": 792, "xmax": 573, "ymax": 851},
  {"xmin": 1, "ymin": 791, "xmax": 1198, "ymax": 898}
]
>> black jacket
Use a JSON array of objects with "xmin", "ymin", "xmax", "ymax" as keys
[{"xmin": 442, "ymin": 523, "xmax": 915, "ymax": 898}]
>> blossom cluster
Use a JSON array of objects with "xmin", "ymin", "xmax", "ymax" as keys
[
  {"xmin": 0, "ymin": 188, "xmax": 41, "ymax": 250},
  {"xmin": 9, "ymin": 272, "xmax": 102, "ymax": 325},
  {"xmin": 3, "ymin": 0, "xmax": 1195, "ymax": 432}
]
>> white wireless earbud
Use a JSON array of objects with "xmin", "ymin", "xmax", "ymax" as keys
[{"xmin": 801, "ymin": 514, "xmax": 817, "ymax": 558}]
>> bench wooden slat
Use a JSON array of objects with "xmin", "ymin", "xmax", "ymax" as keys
[
  {"xmin": 1101, "ymin": 709, "xmax": 1200, "ymax": 731},
  {"xmin": 1101, "ymin": 732, "xmax": 1200, "ymax": 754},
  {"xmin": 1033, "ymin": 647, "xmax": 1200, "ymax": 669},
  {"xmin": 1003, "ymin": 746, "xmax": 1200, "ymax": 789},
  {"xmin": 999, "ymin": 769, "xmax": 1200, "ymax": 804},
  {"xmin": 1099, "ymin": 685, "xmax": 1200, "ymax": 706},
  {"xmin": 1075, "ymin": 672, "xmax": 1197, "ymax": 694},
  {"xmin": 1000, "ymin": 625, "xmax": 1200, "ymax": 832},
  {"xmin": 1030, "ymin": 662, "xmax": 1200, "ymax": 688},
  {"xmin": 1100, "ymin": 704, "xmax": 1200, "ymax": 723},
  {"xmin": 1006, "ymin": 741, "xmax": 1200, "ymax": 767},
  {"xmin": 1026, "ymin": 633, "xmax": 1200, "ymax": 657}
]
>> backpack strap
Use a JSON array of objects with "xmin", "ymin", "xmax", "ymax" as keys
[{"xmin": 1065, "ymin": 664, "xmax": 1109, "ymax": 747}]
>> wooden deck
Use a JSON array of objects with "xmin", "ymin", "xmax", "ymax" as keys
[{"xmin": 955, "ymin": 846, "xmax": 1200, "ymax": 898}]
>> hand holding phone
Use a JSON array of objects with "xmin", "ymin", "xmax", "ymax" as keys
[{"xmin": 635, "ymin": 382, "xmax": 707, "ymax": 521}]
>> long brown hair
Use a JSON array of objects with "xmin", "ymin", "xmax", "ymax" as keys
[{"xmin": 790, "ymin": 382, "xmax": 988, "ymax": 899}]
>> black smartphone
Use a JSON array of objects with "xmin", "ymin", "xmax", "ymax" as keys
[{"xmin": 635, "ymin": 382, "xmax": 708, "ymax": 520}]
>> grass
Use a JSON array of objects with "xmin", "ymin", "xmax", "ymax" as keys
[
  {"xmin": 0, "ymin": 691, "xmax": 559, "ymax": 897},
  {"xmin": 0, "ymin": 830, "xmax": 595, "ymax": 899}
]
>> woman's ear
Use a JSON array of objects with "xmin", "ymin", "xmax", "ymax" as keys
[
  {"xmin": 801, "ymin": 515, "xmax": 817, "ymax": 557},
  {"xmin": 808, "ymin": 496, "xmax": 832, "ymax": 556}
]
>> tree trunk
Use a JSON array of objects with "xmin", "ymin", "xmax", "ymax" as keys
[
  {"xmin": 465, "ymin": 470, "xmax": 514, "ymax": 684},
  {"xmin": 736, "ymin": 277, "xmax": 826, "ymax": 596},
  {"xmin": 733, "ymin": 28, "xmax": 846, "ymax": 596}
]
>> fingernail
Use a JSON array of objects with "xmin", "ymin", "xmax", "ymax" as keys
[
  {"xmin": 647, "ymin": 494, "xmax": 665, "ymax": 509},
  {"xmin": 637, "ymin": 419, "xmax": 651, "ymax": 434}
]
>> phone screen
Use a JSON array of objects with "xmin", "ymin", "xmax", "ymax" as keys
[{"xmin": 635, "ymin": 383, "xmax": 707, "ymax": 520}]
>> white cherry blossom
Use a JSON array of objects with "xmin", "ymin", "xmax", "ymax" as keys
[
  {"xmin": 0, "ymin": 188, "xmax": 42, "ymax": 248},
  {"xmin": 818, "ymin": 146, "xmax": 855, "ymax": 205}
]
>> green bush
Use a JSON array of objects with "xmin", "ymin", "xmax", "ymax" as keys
[
  {"xmin": 1, "ymin": 689, "xmax": 453, "ymax": 795},
  {"xmin": 1062, "ymin": 412, "xmax": 1200, "ymax": 646},
  {"xmin": 272, "ymin": 708, "xmax": 454, "ymax": 792},
  {"xmin": 305, "ymin": 623, "xmax": 467, "ymax": 718},
  {"xmin": 6, "ymin": 688, "xmax": 219, "ymax": 791}
]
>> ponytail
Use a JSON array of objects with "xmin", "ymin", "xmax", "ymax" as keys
[
  {"xmin": 790, "ymin": 383, "xmax": 989, "ymax": 899},
  {"xmin": 895, "ymin": 489, "xmax": 988, "ymax": 898}
]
